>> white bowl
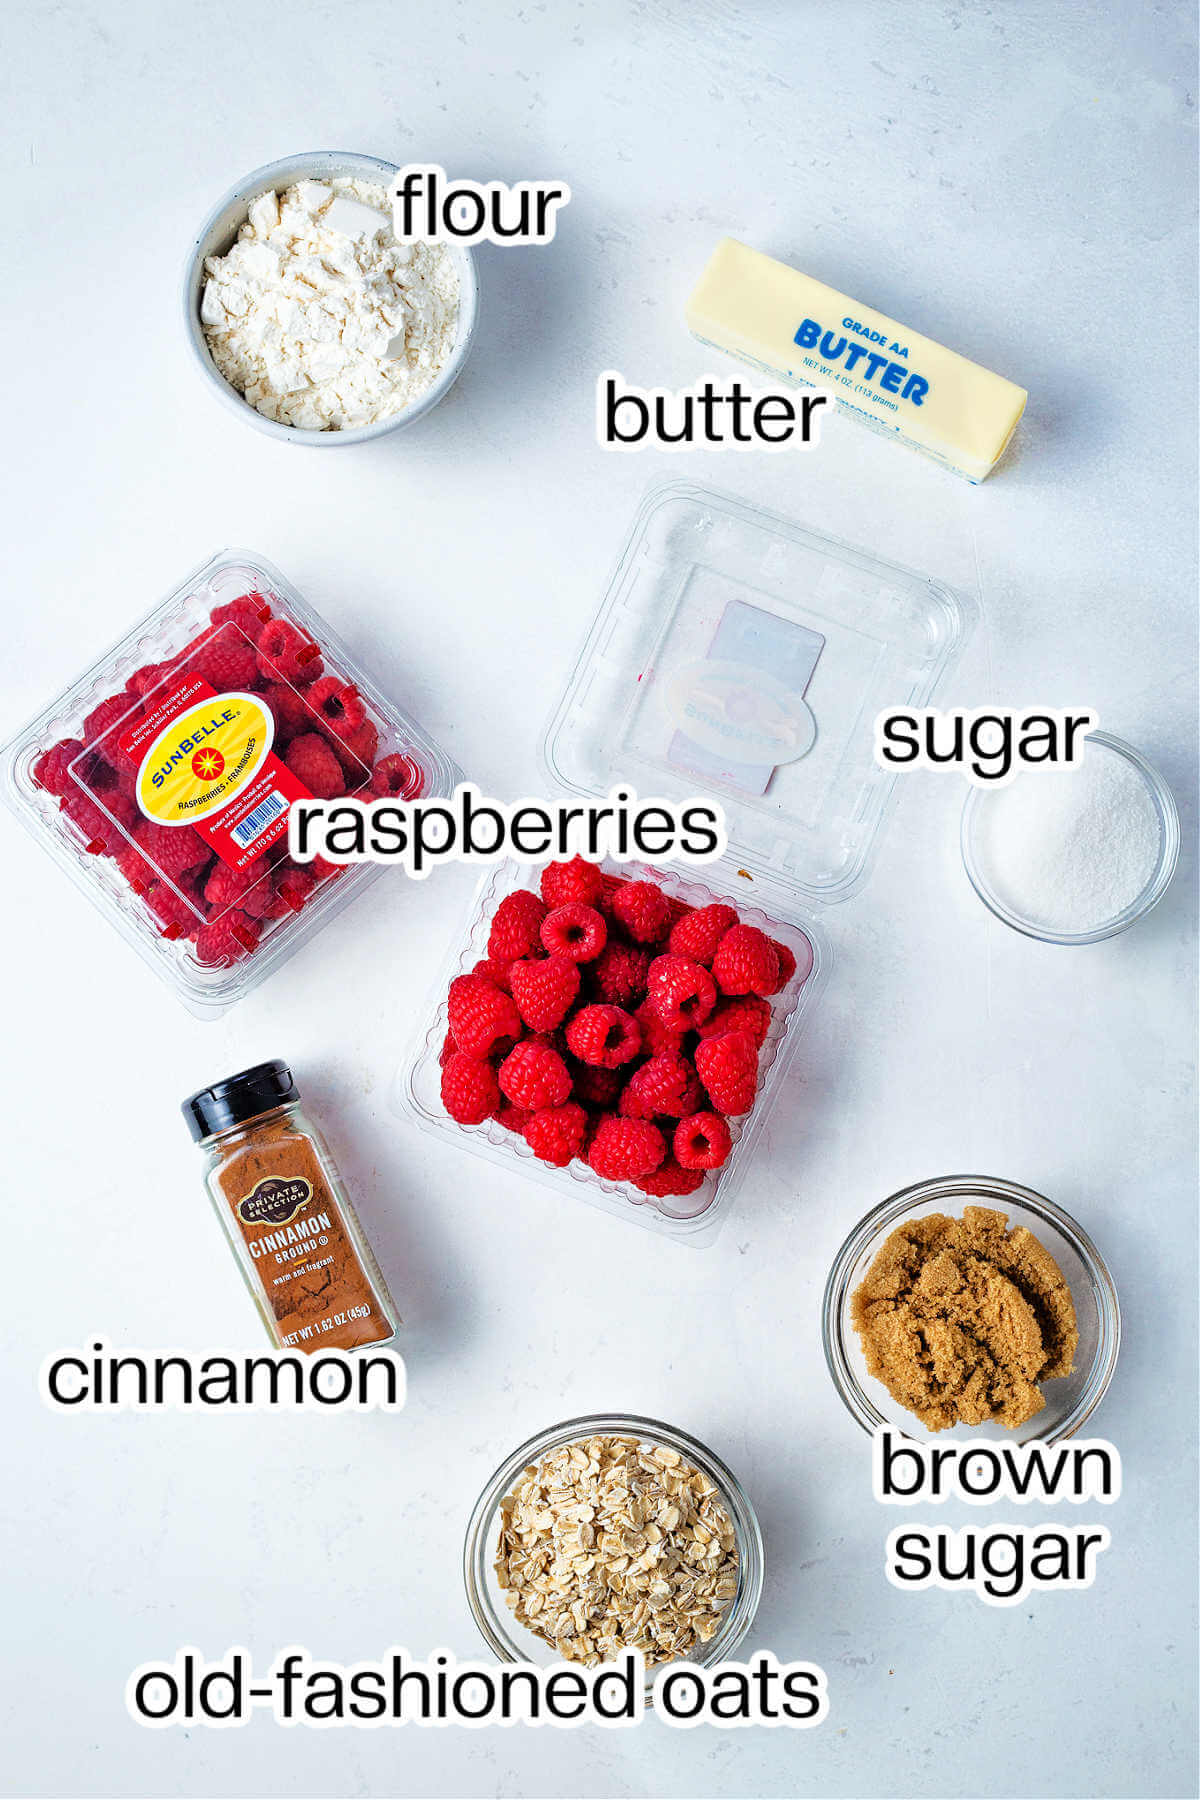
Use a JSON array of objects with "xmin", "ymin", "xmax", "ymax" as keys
[{"xmin": 182, "ymin": 151, "xmax": 478, "ymax": 446}]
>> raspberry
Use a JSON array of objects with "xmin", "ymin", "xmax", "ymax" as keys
[
  {"xmin": 521, "ymin": 1101, "xmax": 588, "ymax": 1167},
  {"xmin": 540, "ymin": 903, "xmax": 607, "ymax": 962},
  {"xmin": 60, "ymin": 786, "xmax": 137, "ymax": 853},
  {"xmin": 370, "ymin": 753, "xmax": 424, "ymax": 798},
  {"xmin": 144, "ymin": 877, "xmax": 204, "ymax": 939},
  {"xmin": 285, "ymin": 733, "xmax": 344, "ymax": 799},
  {"xmin": 132, "ymin": 822, "xmax": 208, "ymax": 880},
  {"xmin": 447, "ymin": 972, "xmax": 523, "ymax": 1059},
  {"xmin": 441, "ymin": 1051, "xmax": 501, "ymax": 1125},
  {"xmin": 307, "ymin": 675, "xmax": 367, "ymax": 740},
  {"xmin": 262, "ymin": 682, "xmax": 311, "ymax": 741},
  {"xmin": 587, "ymin": 1115, "xmax": 666, "ymax": 1183},
  {"xmin": 263, "ymin": 865, "xmax": 317, "ymax": 917},
  {"xmin": 712, "ymin": 924, "xmax": 780, "ymax": 997},
  {"xmin": 569, "ymin": 1063, "xmax": 625, "ymax": 1109},
  {"xmin": 127, "ymin": 661, "xmax": 181, "ymax": 701},
  {"xmin": 487, "ymin": 889, "xmax": 548, "ymax": 965},
  {"xmin": 674, "ymin": 1111, "xmax": 733, "ymax": 1170},
  {"xmin": 204, "ymin": 858, "xmax": 271, "ymax": 912},
  {"xmin": 332, "ymin": 719, "xmax": 379, "ymax": 786},
  {"xmin": 632, "ymin": 997, "xmax": 685, "ymax": 1056},
  {"xmin": 182, "ymin": 622, "xmax": 259, "ymax": 691},
  {"xmin": 566, "ymin": 1004, "xmax": 642, "ymax": 1069},
  {"xmin": 509, "ymin": 954, "xmax": 580, "ymax": 1032},
  {"xmin": 618, "ymin": 1052, "xmax": 702, "ymax": 1120},
  {"xmin": 774, "ymin": 934, "xmax": 813, "ymax": 987},
  {"xmin": 590, "ymin": 941, "xmax": 652, "ymax": 1006},
  {"xmin": 696, "ymin": 994, "xmax": 772, "ymax": 1049},
  {"xmin": 694, "ymin": 1030, "xmax": 759, "ymax": 1115},
  {"xmin": 647, "ymin": 953, "xmax": 717, "ymax": 1030},
  {"xmin": 470, "ymin": 956, "xmax": 514, "ymax": 993},
  {"xmin": 82, "ymin": 692, "xmax": 140, "ymax": 767},
  {"xmin": 540, "ymin": 857, "xmax": 605, "ymax": 908},
  {"xmin": 495, "ymin": 1103, "xmax": 530, "ymax": 1133},
  {"xmin": 210, "ymin": 592, "xmax": 272, "ymax": 634},
  {"xmin": 634, "ymin": 1160, "xmax": 706, "ymax": 1199},
  {"xmin": 609, "ymin": 879, "xmax": 671, "ymax": 945},
  {"xmin": 32, "ymin": 739, "xmax": 87, "ymax": 798},
  {"xmin": 668, "ymin": 902, "xmax": 738, "ymax": 966},
  {"xmin": 194, "ymin": 909, "xmax": 261, "ymax": 966},
  {"xmin": 498, "ymin": 1041, "xmax": 572, "ymax": 1111},
  {"xmin": 256, "ymin": 617, "xmax": 323, "ymax": 686}
]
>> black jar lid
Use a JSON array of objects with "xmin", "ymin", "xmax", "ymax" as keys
[{"xmin": 182, "ymin": 1059, "xmax": 298, "ymax": 1142}]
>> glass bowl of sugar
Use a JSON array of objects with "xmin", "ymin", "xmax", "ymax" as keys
[{"xmin": 961, "ymin": 731, "xmax": 1179, "ymax": 945}]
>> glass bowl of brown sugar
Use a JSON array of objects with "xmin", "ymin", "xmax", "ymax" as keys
[{"xmin": 822, "ymin": 1175, "xmax": 1121, "ymax": 1445}]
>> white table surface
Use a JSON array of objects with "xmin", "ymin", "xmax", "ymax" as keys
[{"xmin": 2, "ymin": 3, "xmax": 1196, "ymax": 1797}]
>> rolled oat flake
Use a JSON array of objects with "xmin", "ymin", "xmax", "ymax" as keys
[{"xmin": 183, "ymin": 1059, "xmax": 398, "ymax": 1352}]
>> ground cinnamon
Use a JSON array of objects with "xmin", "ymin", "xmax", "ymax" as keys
[{"xmin": 183, "ymin": 1060, "xmax": 398, "ymax": 1353}]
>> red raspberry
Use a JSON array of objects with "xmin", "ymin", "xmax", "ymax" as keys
[
  {"xmin": 618, "ymin": 1052, "xmax": 703, "ymax": 1120},
  {"xmin": 647, "ymin": 953, "xmax": 717, "ymax": 1030},
  {"xmin": 82, "ymin": 692, "xmax": 140, "ymax": 767},
  {"xmin": 370, "ymin": 753, "xmax": 424, "ymax": 799},
  {"xmin": 632, "ymin": 997, "xmax": 685, "ymax": 1056},
  {"xmin": 470, "ymin": 956, "xmax": 514, "ymax": 993},
  {"xmin": 541, "ymin": 903, "xmax": 607, "ymax": 963},
  {"xmin": 674, "ymin": 1111, "xmax": 733, "ymax": 1170},
  {"xmin": 447, "ymin": 972, "xmax": 523, "ymax": 1060},
  {"xmin": 522, "ymin": 1101, "xmax": 588, "ymax": 1167},
  {"xmin": 540, "ymin": 857, "xmax": 605, "ymax": 908},
  {"xmin": 32, "ymin": 739, "xmax": 87, "ymax": 798},
  {"xmin": 570, "ymin": 1063, "xmax": 625, "ymax": 1110},
  {"xmin": 132, "ymin": 822, "xmax": 208, "ymax": 880},
  {"xmin": 194, "ymin": 909, "xmax": 260, "ymax": 966},
  {"xmin": 262, "ymin": 682, "xmax": 312, "ymax": 741},
  {"xmin": 285, "ymin": 733, "xmax": 344, "ymax": 799},
  {"xmin": 694, "ymin": 1030, "xmax": 759, "ymax": 1115},
  {"xmin": 127, "ymin": 662, "xmax": 181, "ymax": 702},
  {"xmin": 712, "ymin": 924, "xmax": 780, "ymax": 997},
  {"xmin": 210, "ymin": 592, "xmax": 272, "ymax": 635},
  {"xmin": 441, "ymin": 1051, "xmax": 501, "ymax": 1125},
  {"xmin": 509, "ymin": 955, "xmax": 580, "ymax": 1032},
  {"xmin": 487, "ymin": 889, "xmax": 548, "ymax": 965},
  {"xmin": 204, "ymin": 859, "xmax": 270, "ymax": 912},
  {"xmin": 308, "ymin": 854, "xmax": 344, "ymax": 884},
  {"xmin": 668, "ymin": 902, "xmax": 738, "ymax": 966},
  {"xmin": 696, "ymin": 994, "xmax": 772, "ymax": 1048},
  {"xmin": 255, "ymin": 618, "xmax": 323, "ymax": 686},
  {"xmin": 307, "ymin": 675, "xmax": 366, "ymax": 741},
  {"xmin": 60, "ymin": 786, "xmax": 137, "ymax": 853},
  {"xmin": 774, "ymin": 934, "xmax": 813, "ymax": 987},
  {"xmin": 263, "ymin": 865, "xmax": 317, "ymax": 917},
  {"xmin": 182, "ymin": 622, "xmax": 259, "ymax": 691},
  {"xmin": 498, "ymin": 1041, "xmax": 572, "ymax": 1111},
  {"xmin": 332, "ymin": 720, "xmax": 379, "ymax": 787},
  {"xmin": 634, "ymin": 1160, "xmax": 706, "ymax": 1199},
  {"xmin": 566, "ymin": 1004, "xmax": 642, "ymax": 1069},
  {"xmin": 587, "ymin": 1115, "xmax": 666, "ymax": 1183},
  {"xmin": 144, "ymin": 877, "xmax": 204, "ymax": 939},
  {"xmin": 609, "ymin": 879, "xmax": 671, "ymax": 945},
  {"xmin": 590, "ymin": 941, "xmax": 651, "ymax": 1006},
  {"xmin": 495, "ymin": 1103, "xmax": 530, "ymax": 1133}
]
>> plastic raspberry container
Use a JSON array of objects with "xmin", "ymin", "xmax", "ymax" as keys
[
  {"xmin": 1, "ymin": 549, "xmax": 461, "ymax": 1017},
  {"xmin": 393, "ymin": 480, "xmax": 971, "ymax": 1244}
]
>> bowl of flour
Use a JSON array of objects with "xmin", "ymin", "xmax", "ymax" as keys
[
  {"xmin": 961, "ymin": 731, "xmax": 1180, "ymax": 945},
  {"xmin": 184, "ymin": 151, "xmax": 477, "ymax": 444}
]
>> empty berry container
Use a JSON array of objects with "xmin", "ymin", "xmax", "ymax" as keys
[
  {"xmin": 1, "ymin": 549, "xmax": 461, "ymax": 1016},
  {"xmin": 394, "ymin": 481, "xmax": 971, "ymax": 1242}
]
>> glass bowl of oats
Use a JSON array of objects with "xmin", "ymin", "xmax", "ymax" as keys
[{"xmin": 463, "ymin": 1414, "xmax": 764, "ymax": 1682}]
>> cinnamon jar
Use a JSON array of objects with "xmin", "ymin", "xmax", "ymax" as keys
[{"xmin": 183, "ymin": 1060, "xmax": 398, "ymax": 1352}]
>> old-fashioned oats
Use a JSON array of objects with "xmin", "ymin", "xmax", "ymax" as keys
[{"xmin": 494, "ymin": 1434, "xmax": 740, "ymax": 1666}]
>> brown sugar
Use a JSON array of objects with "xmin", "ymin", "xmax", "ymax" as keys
[{"xmin": 851, "ymin": 1206, "xmax": 1078, "ymax": 1432}]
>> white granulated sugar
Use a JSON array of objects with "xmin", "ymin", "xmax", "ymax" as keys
[
  {"xmin": 201, "ymin": 177, "xmax": 460, "ymax": 430},
  {"xmin": 973, "ymin": 742, "xmax": 1162, "ymax": 933}
]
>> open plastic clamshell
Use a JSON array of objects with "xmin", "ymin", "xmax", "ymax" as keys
[
  {"xmin": 397, "ymin": 481, "xmax": 969, "ymax": 1245},
  {"xmin": 2, "ymin": 549, "xmax": 461, "ymax": 1017}
]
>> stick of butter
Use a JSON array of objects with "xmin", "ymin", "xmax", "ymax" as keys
[{"xmin": 686, "ymin": 238, "xmax": 1027, "ymax": 482}]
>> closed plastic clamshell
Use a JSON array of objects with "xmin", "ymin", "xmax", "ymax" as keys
[{"xmin": 1, "ymin": 549, "xmax": 462, "ymax": 1016}]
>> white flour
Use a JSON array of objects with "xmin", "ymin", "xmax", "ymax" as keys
[
  {"xmin": 201, "ymin": 177, "xmax": 459, "ymax": 430},
  {"xmin": 972, "ymin": 741, "xmax": 1162, "ymax": 933}
]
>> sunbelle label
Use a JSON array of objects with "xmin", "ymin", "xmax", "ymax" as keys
[{"xmin": 118, "ymin": 676, "xmax": 311, "ymax": 870}]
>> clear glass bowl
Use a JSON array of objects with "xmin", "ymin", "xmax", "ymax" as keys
[
  {"xmin": 961, "ymin": 731, "xmax": 1180, "ymax": 945},
  {"xmin": 822, "ymin": 1175, "xmax": 1120, "ymax": 1444},
  {"xmin": 463, "ymin": 1413, "xmax": 764, "ymax": 1689}
]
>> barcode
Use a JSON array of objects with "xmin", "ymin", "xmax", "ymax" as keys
[{"xmin": 231, "ymin": 791, "xmax": 288, "ymax": 849}]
